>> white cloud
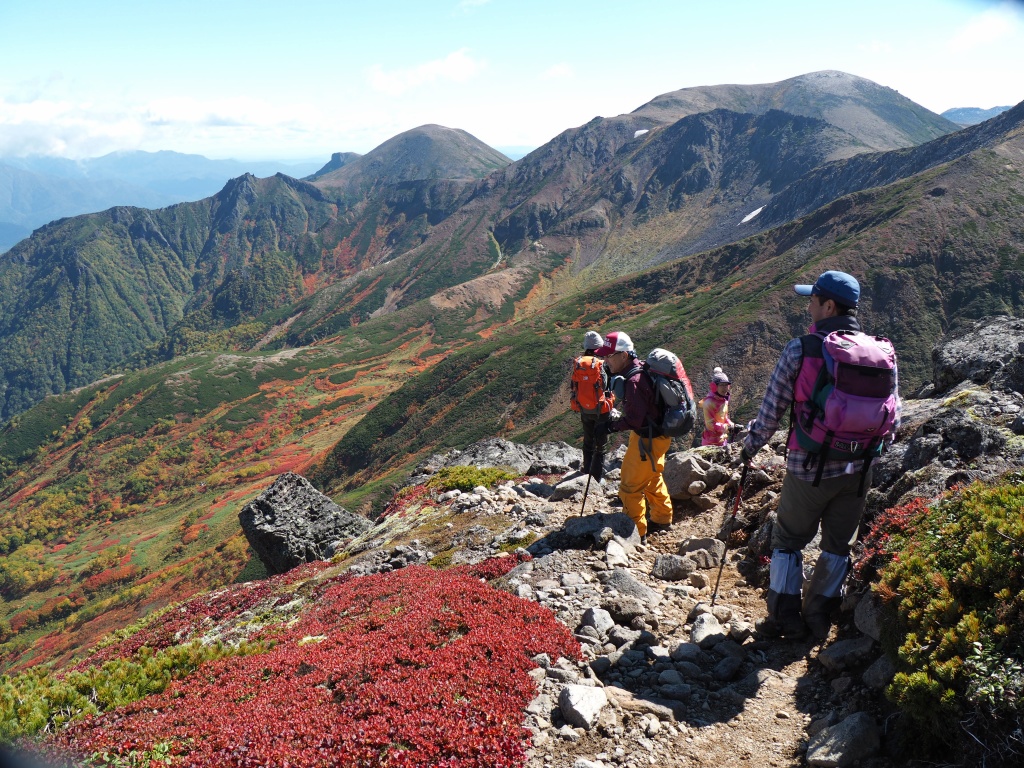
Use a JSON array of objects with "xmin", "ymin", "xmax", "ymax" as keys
[
  {"xmin": 948, "ymin": 3, "xmax": 1022, "ymax": 52},
  {"xmin": 366, "ymin": 50, "xmax": 484, "ymax": 96},
  {"xmin": 0, "ymin": 94, "xmax": 335, "ymax": 159},
  {"xmin": 540, "ymin": 63, "xmax": 574, "ymax": 81}
]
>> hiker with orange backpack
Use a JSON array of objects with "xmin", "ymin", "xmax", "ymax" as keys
[
  {"xmin": 593, "ymin": 332, "xmax": 696, "ymax": 543},
  {"xmin": 742, "ymin": 271, "xmax": 901, "ymax": 641},
  {"xmin": 570, "ymin": 331, "xmax": 615, "ymax": 481}
]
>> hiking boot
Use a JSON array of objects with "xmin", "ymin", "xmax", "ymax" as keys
[
  {"xmin": 639, "ymin": 534, "xmax": 649, "ymax": 546},
  {"xmin": 804, "ymin": 612, "xmax": 833, "ymax": 642},
  {"xmin": 754, "ymin": 616, "xmax": 809, "ymax": 641}
]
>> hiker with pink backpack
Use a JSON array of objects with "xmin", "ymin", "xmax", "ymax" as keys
[{"xmin": 741, "ymin": 271, "xmax": 901, "ymax": 641}]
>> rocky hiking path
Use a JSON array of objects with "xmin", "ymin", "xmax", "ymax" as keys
[{"xmin": 492, "ymin": 445, "xmax": 893, "ymax": 768}]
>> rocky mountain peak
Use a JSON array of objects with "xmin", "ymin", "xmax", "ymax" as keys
[
  {"xmin": 313, "ymin": 124, "xmax": 511, "ymax": 190},
  {"xmin": 632, "ymin": 70, "xmax": 960, "ymax": 151}
]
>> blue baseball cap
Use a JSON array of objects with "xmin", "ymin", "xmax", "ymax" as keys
[{"xmin": 794, "ymin": 270, "xmax": 860, "ymax": 308}]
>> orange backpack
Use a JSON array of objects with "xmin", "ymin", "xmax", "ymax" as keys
[{"xmin": 570, "ymin": 356, "xmax": 614, "ymax": 415}]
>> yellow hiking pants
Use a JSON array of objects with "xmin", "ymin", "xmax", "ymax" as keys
[{"xmin": 619, "ymin": 432, "xmax": 673, "ymax": 536}]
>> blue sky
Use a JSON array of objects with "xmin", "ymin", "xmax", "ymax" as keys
[{"xmin": 1, "ymin": 0, "xmax": 1022, "ymax": 161}]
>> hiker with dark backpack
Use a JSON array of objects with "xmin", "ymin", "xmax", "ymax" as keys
[
  {"xmin": 570, "ymin": 331, "xmax": 615, "ymax": 481},
  {"xmin": 742, "ymin": 271, "xmax": 901, "ymax": 641},
  {"xmin": 594, "ymin": 332, "xmax": 696, "ymax": 543}
]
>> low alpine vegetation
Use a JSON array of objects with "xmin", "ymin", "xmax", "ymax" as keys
[
  {"xmin": 426, "ymin": 466, "xmax": 519, "ymax": 493},
  {"xmin": 863, "ymin": 476, "xmax": 1024, "ymax": 765},
  {"xmin": 3, "ymin": 557, "xmax": 575, "ymax": 767}
]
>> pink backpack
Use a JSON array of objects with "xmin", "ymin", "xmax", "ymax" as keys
[{"xmin": 793, "ymin": 330, "xmax": 898, "ymax": 485}]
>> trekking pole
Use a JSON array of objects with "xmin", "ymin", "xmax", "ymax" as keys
[
  {"xmin": 579, "ymin": 471, "xmax": 593, "ymax": 517},
  {"xmin": 711, "ymin": 462, "xmax": 749, "ymax": 606}
]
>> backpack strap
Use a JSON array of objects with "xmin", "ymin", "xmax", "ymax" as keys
[
  {"xmin": 811, "ymin": 430, "xmax": 832, "ymax": 487},
  {"xmin": 856, "ymin": 436, "xmax": 881, "ymax": 497}
]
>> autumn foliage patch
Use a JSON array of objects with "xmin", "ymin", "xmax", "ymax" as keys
[{"xmin": 51, "ymin": 562, "xmax": 577, "ymax": 767}]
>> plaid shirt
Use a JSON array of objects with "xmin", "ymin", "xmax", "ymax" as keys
[{"xmin": 743, "ymin": 318, "xmax": 901, "ymax": 483}]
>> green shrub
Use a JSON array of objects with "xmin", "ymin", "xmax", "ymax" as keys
[
  {"xmin": 498, "ymin": 533, "xmax": 537, "ymax": 552},
  {"xmin": 425, "ymin": 466, "xmax": 518, "ymax": 493},
  {"xmin": 0, "ymin": 640, "xmax": 267, "ymax": 744},
  {"xmin": 872, "ymin": 475, "xmax": 1024, "ymax": 764}
]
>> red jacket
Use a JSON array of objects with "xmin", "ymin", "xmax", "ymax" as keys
[{"xmin": 610, "ymin": 362, "xmax": 661, "ymax": 436}]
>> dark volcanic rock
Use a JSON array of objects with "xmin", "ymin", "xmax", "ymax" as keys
[
  {"xmin": 931, "ymin": 315, "xmax": 1024, "ymax": 395},
  {"xmin": 239, "ymin": 472, "xmax": 372, "ymax": 574},
  {"xmin": 902, "ymin": 408, "xmax": 1006, "ymax": 469}
]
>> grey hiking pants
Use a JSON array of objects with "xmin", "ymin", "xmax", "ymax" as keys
[{"xmin": 770, "ymin": 469, "xmax": 872, "ymax": 556}]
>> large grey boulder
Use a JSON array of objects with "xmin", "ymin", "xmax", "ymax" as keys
[
  {"xmin": 806, "ymin": 712, "xmax": 880, "ymax": 767},
  {"xmin": 562, "ymin": 513, "xmax": 640, "ymax": 548},
  {"xmin": 901, "ymin": 408, "xmax": 1006, "ymax": 469},
  {"xmin": 598, "ymin": 568, "xmax": 662, "ymax": 606},
  {"xmin": 651, "ymin": 554, "xmax": 697, "ymax": 582},
  {"xmin": 679, "ymin": 537, "xmax": 727, "ymax": 567},
  {"xmin": 239, "ymin": 473, "xmax": 371, "ymax": 575},
  {"xmin": 663, "ymin": 454, "xmax": 709, "ymax": 497},
  {"xmin": 931, "ymin": 316, "xmax": 1024, "ymax": 395},
  {"xmin": 558, "ymin": 685, "xmax": 607, "ymax": 730}
]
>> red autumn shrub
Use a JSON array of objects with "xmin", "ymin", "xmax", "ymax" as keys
[
  {"xmin": 80, "ymin": 579, "xmax": 281, "ymax": 668},
  {"xmin": 57, "ymin": 565, "xmax": 579, "ymax": 767},
  {"xmin": 853, "ymin": 496, "xmax": 933, "ymax": 582},
  {"xmin": 82, "ymin": 564, "xmax": 140, "ymax": 594},
  {"xmin": 455, "ymin": 552, "xmax": 531, "ymax": 581}
]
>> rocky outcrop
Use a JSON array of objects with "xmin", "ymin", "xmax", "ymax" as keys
[
  {"xmin": 238, "ymin": 472, "xmax": 372, "ymax": 574},
  {"xmin": 928, "ymin": 315, "xmax": 1024, "ymax": 396},
  {"xmin": 413, "ymin": 438, "xmax": 582, "ymax": 478},
  {"xmin": 866, "ymin": 316, "xmax": 1024, "ymax": 512}
]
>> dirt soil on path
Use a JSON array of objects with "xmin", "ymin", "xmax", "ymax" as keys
[{"xmin": 523, "ymin": 456, "xmax": 899, "ymax": 768}]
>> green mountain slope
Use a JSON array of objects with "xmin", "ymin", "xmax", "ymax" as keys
[{"xmin": 0, "ymin": 174, "xmax": 345, "ymax": 419}]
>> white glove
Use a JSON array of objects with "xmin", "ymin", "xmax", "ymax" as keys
[{"xmin": 610, "ymin": 408, "xmax": 622, "ymax": 420}]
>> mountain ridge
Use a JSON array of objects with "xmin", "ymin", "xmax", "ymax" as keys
[
  {"xmin": 0, "ymin": 151, "xmax": 324, "ymax": 252},
  {"xmin": 942, "ymin": 105, "xmax": 1013, "ymax": 125},
  {"xmin": 0, "ymin": 75, "xmax": 1016, "ymax": 423},
  {"xmin": 632, "ymin": 70, "xmax": 961, "ymax": 150}
]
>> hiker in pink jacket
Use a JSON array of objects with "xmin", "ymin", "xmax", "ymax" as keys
[{"xmin": 701, "ymin": 367, "xmax": 735, "ymax": 446}]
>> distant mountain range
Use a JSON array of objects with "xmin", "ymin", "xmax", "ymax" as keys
[
  {"xmin": 0, "ymin": 151, "xmax": 323, "ymax": 251},
  {"xmin": 941, "ymin": 105, "xmax": 1013, "ymax": 126},
  {"xmin": 0, "ymin": 71, "xmax": 984, "ymax": 421}
]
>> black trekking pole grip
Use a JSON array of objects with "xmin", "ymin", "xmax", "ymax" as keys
[{"xmin": 711, "ymin": 462, "xmax": 748, "ymax": 606}]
